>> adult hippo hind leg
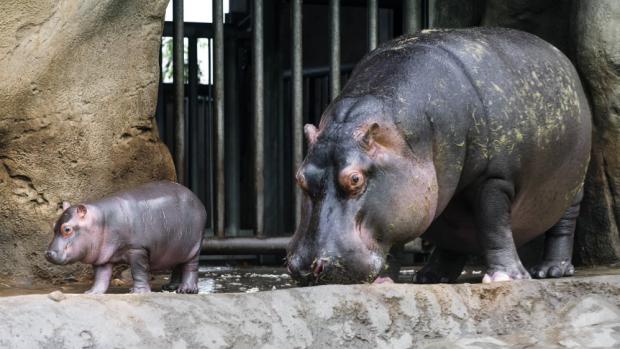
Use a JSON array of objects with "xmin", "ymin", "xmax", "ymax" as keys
[
  {"xmin": 415, "ymin": 248, "xmax": 467, "ymax": 283},
  {"xmin": 162, "ymin": 265, "xmax": 183, "ymax": 292},
  {"xmin": 530, "ymin": 190, "xmax": 582, "ymax": 278},
  {"xmin": 477, "ymin": 179, "xmax": 530, "ymax": 282},
  {"xmin": 175, "ymin": 253, "xmax": 200, "ymax": 294}
]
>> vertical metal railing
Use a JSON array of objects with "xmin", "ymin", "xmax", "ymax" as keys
[
  {"xmin": 403, "ymin": 0, "xmax": 422, "ymax": 34},
  {"xmin": 253, "ymin": 0, "xmax": 265, "ymax": 237},
  {"xmin": 159, "ymin": 1, "xmax": 431, "ymax": 255},
  {"xmin": 213, "ymin": 0, "xmax": 226, "ymax": 238},
  {"xmin": 329, "ymin": 0, "xmax": 340, "ymax": 101},
  {"xmin": 173, "ymin": 0, "xmax": 185, "ymax": 184},
  {"xmin": 367, "ymin": 0, "xmax": 378, "ymax": 51},
  {"xmin": 291, "ymin": 0, "xmax": 303, "ymax": 228}
]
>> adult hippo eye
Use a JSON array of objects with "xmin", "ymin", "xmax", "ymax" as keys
[{"xmin": 340, "ymin": 170, "xmax": 365, "ymax": 196}]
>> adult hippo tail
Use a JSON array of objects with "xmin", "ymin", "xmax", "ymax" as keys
[{"xmin": 286, "ymin": 28, "xmax": 591, "ymax": 285}]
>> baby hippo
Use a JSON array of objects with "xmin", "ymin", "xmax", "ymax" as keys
[{"xmin": 46, "ymin": 181, "xmax": 206, "ymax": 294}]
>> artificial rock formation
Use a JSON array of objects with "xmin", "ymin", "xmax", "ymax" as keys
[{"xmin": 0, "ymin": 0, "xmax": 175, "ymax": 283}]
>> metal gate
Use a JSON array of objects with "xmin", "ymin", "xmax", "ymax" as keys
[{"xmin": 156, "ymin": 0, "xmax": 431, "ymax": 256}]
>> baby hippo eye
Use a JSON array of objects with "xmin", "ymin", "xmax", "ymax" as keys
[{"xmin": 62, "ymin": 225, "xmax": 73, "ymax": 237}]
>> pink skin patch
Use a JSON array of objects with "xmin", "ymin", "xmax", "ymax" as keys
[
  {"xmin": 372, "ymin": 276, "xmax": 394, "ymax": 284},
  {"xmin": 482, "ymin": 271, "xmax": 514, "ymax": 283}
]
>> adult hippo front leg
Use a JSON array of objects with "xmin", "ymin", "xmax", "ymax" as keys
[{"xmin": 477, "ymin": 179, "xmax": 530, "ymax": 282}]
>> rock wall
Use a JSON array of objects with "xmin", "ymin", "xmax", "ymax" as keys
[
  {"xmin": 571, "ymin": 0, "xmax": 620, "ymax": 265},
  {"xmin": 0, "ymin": 0, "xmax": 176, "ymax": 284}
]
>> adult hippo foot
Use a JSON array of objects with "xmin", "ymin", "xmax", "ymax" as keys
[
  {"xmin": 176, "ymin": 283, "xmax": 199, "ymax": 294},
  {"xmin": 530, "ymin": 260, "xmax": 575, "ymax": 279},
  {"xmin": 482, "ymin": 265, "xmax": 531, "ymax": 283}
]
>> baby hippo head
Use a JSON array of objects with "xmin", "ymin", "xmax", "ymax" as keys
[{"xmin": 46, "ymin": 202, "xmax": 102, "ymax": 265}]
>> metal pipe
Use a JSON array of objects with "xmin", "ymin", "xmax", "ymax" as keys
[
  {"xmin": 367, "ymin": 0, "xmax": 378, "ymax": 51},
  {"xmin": 253, "ymin": 0, "xmax": 265, "ymax": 237},
  {"xmin": 403, "ymin": 0, "xmax": 421, "ymax": 34},
  {"xmin": 201, "ymin": 237, "xmax": 426, "ymax": 255},
  {"xmin": 188, "ymin": 37, "xmax": 198, "ymax": 192},
  {"xmin": 329, "ymin": 0, "xmax": 340, "ymax": 100},
  {"xmin": 292, "ymin": 0, "xmax": 303, "ymax": 229},
  {"xmin": 173, "ymin": 0, "xmax": 185, "ymax": 184},
  {"xmin": 213, "ymin": 0, "xmax": 226, "ymax": 238}
]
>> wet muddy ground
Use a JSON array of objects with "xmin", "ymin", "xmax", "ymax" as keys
[{"xmin": 2, "ymin": 264, "xmax": 620, "ymax": 297}]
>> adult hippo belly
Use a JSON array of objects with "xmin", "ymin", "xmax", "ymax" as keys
[{"xmin": 286, "ymin": 27, "xmax": 591, "ymax": 285}]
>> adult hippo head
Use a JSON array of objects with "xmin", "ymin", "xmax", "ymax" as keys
[{"xmin": 286, "ymin": 96, "xmax": 438, "ymax": 285}]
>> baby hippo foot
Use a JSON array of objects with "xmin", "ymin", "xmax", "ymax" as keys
[
  {"xmin": 530, "ymin": 260, "xmax": 575, "ymax": 279},
  {"xmin": 130, "ymin": 286, "xmax": 151, "ymax": 294},
  {"xmin": 176, "ymin": 282, "xmax": 199, "ymax": 294},
  {"xmin": 482, "ymin": 264, "xmax": 531, "ymax": 283}
]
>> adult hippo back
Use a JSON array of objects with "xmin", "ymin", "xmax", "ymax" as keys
[{"xmin": 286, "ymin": 27, "xmax": 591, "ymax": 285}]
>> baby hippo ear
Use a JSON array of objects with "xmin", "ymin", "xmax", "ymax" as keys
[
  {"xmin": 62, "ymin": 201, "xmax": 71, "ymax": 210},
  {"xmin": 304, "ymin": 124, "xmax": 318, "ymax": 146},
  {"xmin": 77, "ymin": 204, "xmax": 87, "ymax": 219}
]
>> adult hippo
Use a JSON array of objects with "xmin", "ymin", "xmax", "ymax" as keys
[{"xmin": 286, "ymin": 28, "xmax": 591, "ymax": 285}]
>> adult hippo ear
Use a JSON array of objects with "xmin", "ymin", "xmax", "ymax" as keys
[
  {"xmin": 304, "ymin": 124, "xmax": 318, "ymax": 146},
  {"xmin": 355, "ymin": 122, "xmax": 404, "ymax": 158},
  {"xmin": 62, "ymin": 201, "xmax": 71, "ymax": 211},
  {"xmin": 76, "ymin": 204, "xmax": 87, "ymax": 219}
]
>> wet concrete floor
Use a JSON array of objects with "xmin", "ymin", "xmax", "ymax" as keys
[{"xmin": 1, "ymin": 264, "xmax": 619, "ymax": 296}]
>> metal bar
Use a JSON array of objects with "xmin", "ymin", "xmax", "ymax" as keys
[
  {"xmin": 329, "ymin": 0, "xmax": 340, "ymax": 100},
  {"xmin": 201, "ymin": 237, "xmax": 426, "ymax": 255},
  {"xmin": 292, "ymin": 0, "xmax": 303, "ymax": 229},
  {"xmin": 403, "ymin": 0, "xmax": 421, "ymax": 34},
  {"xmin": 225, "ymin": 33, "xmax": 240, "ymax": 236},
  {"xmin": 173, "ymin": 0, "xmax": 185, "ymax": 184},
  {"xmin": 253, "ymin": 0, "xmax": 265, "ymax": 237},
  {"xmin": 367, "ymin": 0, "xmax": 378, "ymax": 51},
  {"xmin": 213, "ymin": 0, "xmax": 226, "ymax": 238},
  {"xmin": 282, "ymin": 63, "xmax": 355, "ymax": 78},
  {"xmin": 188, "ymin": 37, "xmax": 198, "ymax": 192}
]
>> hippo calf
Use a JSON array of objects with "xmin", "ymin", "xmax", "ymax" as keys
[
  {"xmin": 46, "ymin": 181, "xmax": 206, "ymax": 294},
  {"xmin": 287, "ymin": 28, "xmax": 591, "ymax": 285}
]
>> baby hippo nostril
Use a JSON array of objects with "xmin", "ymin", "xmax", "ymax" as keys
[{"xmin": 45, "ymin": 250, "xmax": 56, "ymax": 260}]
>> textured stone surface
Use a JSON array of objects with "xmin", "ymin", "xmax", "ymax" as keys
[
  {"xmin": 0, "ymin": 0, "xmax": 175, "ymax": 283},
  {"xmin": 1, "ymin": 276, "xmax": 620, "ymax": 348},
  {"xmin": 572, "ymin": 0, "xmax": 620, "ymax": 265}
]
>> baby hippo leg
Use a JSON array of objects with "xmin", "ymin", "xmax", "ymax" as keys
[
  {"xmin": 162, "ymin": 265, "xmax": 183, "ymax": 292},
  {"xmin": 85, "ymin": 264, "xmax": 113, "ymax": 294},
  {"xmin": 176, "ymin": 253, "xmax": 199, "ymax": 294},
  {"xmin": 128, "ymin": 248, "xmax": 151, "ymax": 293}
]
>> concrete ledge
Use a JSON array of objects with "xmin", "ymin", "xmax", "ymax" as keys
[{"xmin": 2, "ymin": 275, "xmax": 620, "ymax": 348}]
